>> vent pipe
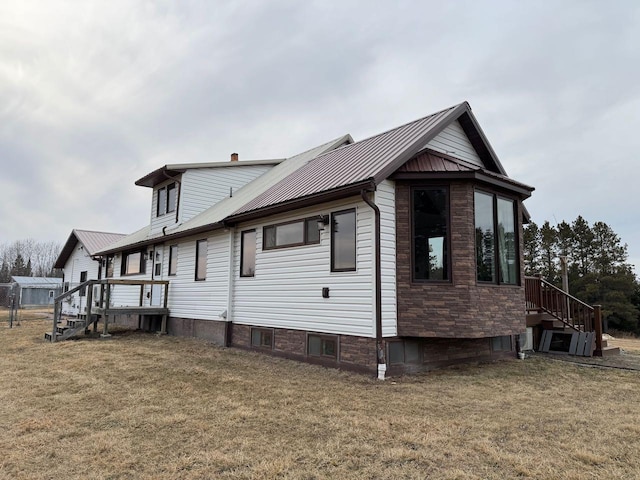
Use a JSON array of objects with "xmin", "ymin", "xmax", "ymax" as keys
[{"xmin": 230, "ymin": 153, "xmax": 238, "ymax": 162}]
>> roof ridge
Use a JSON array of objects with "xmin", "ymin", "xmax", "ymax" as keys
[{"xmin": 73, "ymin": 229, "xmax": 127, "ymax": 236}]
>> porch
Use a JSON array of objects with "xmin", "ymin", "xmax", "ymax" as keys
[
  {"xmin": 45, "ymin": 279, "xmax": 169, "ymax": 342},
  {"xmin": 524, "ymin": 275, "xmax": 619, "ymax": 357}
]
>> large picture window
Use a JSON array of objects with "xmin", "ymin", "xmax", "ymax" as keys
[
  {"xmin": 263, "ymin": 218, "xmax": 321, "ymax": 250},
  {"xmin": 195, "ymin": 239, "xmax": 207, "ymax": 281},
  {"xmin": 331, "ymin": 209, "xmax": 356, "ymax": 272},
  {"xmin": 412, "ymin": 187, "xmax": 449, "ymax": 281},
  {"xmin": 474, "ymin": 191, "xmax": 518, "ymax": 284},
  {"xmin": 241, "ymin": 230, "xmax": 256, "ymax": 277}
]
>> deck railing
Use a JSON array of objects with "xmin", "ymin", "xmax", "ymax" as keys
[
  {"xmin": 50, "ymin": 279, "xmax": 169, "ymax": 342},
  {"xmin": 525, "ymin": 275, "xmax": 603, "ymax": 354}
]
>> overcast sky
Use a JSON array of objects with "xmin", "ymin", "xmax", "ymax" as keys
[{"xmin": 1, "ymin": 1, "xmax": 639, "ymax": 270}]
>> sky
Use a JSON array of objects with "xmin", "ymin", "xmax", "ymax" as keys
[{"xmin": 1, "ymin": 1, "xmax": 639, "ymax": 270}]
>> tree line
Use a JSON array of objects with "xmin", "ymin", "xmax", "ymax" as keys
[
  {"xmin": 524, "ymin": 216, "xmax": 639, "ymax": 333},
  {"xmin": 0, "ymin": 239, "xmax": 62, "ymax": 283}
]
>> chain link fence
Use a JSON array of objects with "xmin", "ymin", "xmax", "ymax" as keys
[{"xmin": 1, "ymin": 282, "xmax": 58, "ymax": 327}]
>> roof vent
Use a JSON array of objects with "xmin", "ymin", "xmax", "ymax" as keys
[{"xmin": 230, "ymin": 153, "xmax": 238, "ymax": 162}]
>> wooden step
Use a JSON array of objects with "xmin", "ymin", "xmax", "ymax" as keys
[
  {"xmin": 601, "ymin": 346, "xmax": 621, "ymax": 357},
  {"xmin": 44, "ymin": 332, "xmax": 61, "ymax": 341}
]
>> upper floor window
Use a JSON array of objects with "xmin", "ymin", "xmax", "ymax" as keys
[
  {"xmin": 412, "ymin": 187, "xmax": 449, "ymax": 281},
  {"xmin": 474, "ymin": 190, "xmax": 518, "ymax": 285},
  {"xmin": 263, "ymin": 217, "xmax": 321, "ymax": 250},
  {"xmin": 157, "ymin": 182, "xmax": 176, "ymax": 217},
  {"xmin": 331, "ymin": 209, "xmax": 356, "ymax": 272}
]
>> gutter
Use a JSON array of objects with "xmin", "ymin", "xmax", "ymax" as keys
[{"xmin": 360, "ymin": 186, "xmax": 386, "ymax": 379}]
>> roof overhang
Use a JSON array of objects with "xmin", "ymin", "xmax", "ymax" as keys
[
  {"xmin": 225, "ymin": 179, "xmax": 376, "ymax": 225},
  {"xmin": 54, "ymin": 232, "xmax": 79, "ymax": 269},
  {"xmin": 135, "ymin": 159, "xmax": 285, "ymax": 188}
]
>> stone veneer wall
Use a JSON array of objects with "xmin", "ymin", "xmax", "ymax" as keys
[{"xmin": 395, "ymin": 181, "xmax": 526, "ymax": 338}]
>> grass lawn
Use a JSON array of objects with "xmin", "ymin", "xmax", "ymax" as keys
[{"xmin": 1, "ymin": 314, "xmax": 640, "ymax": 479}]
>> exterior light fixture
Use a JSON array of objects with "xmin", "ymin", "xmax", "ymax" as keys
[{"xmin": 317, "ymin": 215, "xmax": 330, "ymax": 230}]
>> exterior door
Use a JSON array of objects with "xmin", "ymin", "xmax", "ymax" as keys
[{"xmin": 151, "ymin": 245, "xmax": 163, "ymax": 306}]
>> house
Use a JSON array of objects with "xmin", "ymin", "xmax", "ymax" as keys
[
  {"xmin": 62, "ymin": 102, "xmax": 536, "ymax": 375},
  {"xmin": 11, "ymin": 276, "xmax": 62, "ymax": 308},
  {"xmin": 54, "ymin": 229, "xmax": 127, "ymax": 315}
]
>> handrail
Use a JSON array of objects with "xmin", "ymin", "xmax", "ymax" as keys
[
  {"xmin": 525, "ymin": 275, "xmax": 594, "ymax": 332},
  {"xmin": 49, "ymin": 278, "xmax": 170, "ymax": 342}
]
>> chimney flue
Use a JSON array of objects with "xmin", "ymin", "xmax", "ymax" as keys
[{"xmin": 230, "ymin": 153, "xmax": 238, "ymax": 162}]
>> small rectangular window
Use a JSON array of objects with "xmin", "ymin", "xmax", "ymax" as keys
[
  {"xmin": 331, "ymin": 209, "xmax": 356, "ymax": 272},
  {"xmin": 122, "ymin": 251, "xmax": 144, "ymax": 276},
  {"xmin": 241, "ymin": 230, "xmax": 256, "ymax": 277},
  {"xmin": 105, "ymin": 255, "xmax": 114, "ymax": 278},
  {"xmin": 251, "ymin": 328, "xmax": 273, "ymax": 349},
  {"xmin": 157, "ymin": 187, "xmax": 167, "ymax": 217},
  {"xmin": 263, "ymin": 217, "xmax": 322, "ymax": 250},
  {"xmin": 307, "ymin": 334, "xmax": 338, "ymax": 359},
  {"xmin": 195, "ymin": 239, "xmax": 207, "ymax": 281},
  {"xmin": 491, "ymin": 335, "xmax": 512, "ymax": 352},
  {"xmin": 169, "ymin": 245, "xmax": 178, "ymax": 276},
  {"xmin": 167, "ymin": 183, "xmax": 177, "ymax": 213},
  {"xmin": 79, "ymin": 271, "xmax": 88, "ymax": 296},
  {"xmin": 388, "ymin": 340, "xmax": 421, "ymax": 364}
]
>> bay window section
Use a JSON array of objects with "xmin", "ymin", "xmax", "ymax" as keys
[
  {"xmin": 474, "ymin": 191, "xmax": 518, "ymax": 285},
  {"xmin": 413, "ymin": 187, "xmax": 449, "ymax": 281}
]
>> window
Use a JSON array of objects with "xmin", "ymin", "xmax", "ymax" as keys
[
  {"xmin": 331, "ymin": 209, "xmax": 356, "ymax": 272},
  {"xmin": 491, "ymin": 335, "xmax": 512, "ymax": 352},
  {"xmin": 122, "ymin": 251, "xmax": 145, "ymax": 276},
  {"xmin": 263, "ymin": 217, "xmax": 321, "ymax": 250},
  {"xmin": 167, "ymin": 183, "xmax": 177, "ymax": 213},
  {"xmin": 79, "ymin": 271, "xmax": 87, "ymax": 296},
  {"xmin": 388, "ymin": 341, "xmax": 421, "ymax": 365},
  {"xmin": 251, "ymin": 328, "xmax": 273, "ymax": 349},
  {"xmin": 195, "ymin": 239, "xmax": 207, "ymax": 281},
  {"xmin": 241, "ymin": 230, "xmax": 256, "ymax": 277},
  {"xmin": 474, "ymin": 191, "xmax": 518, "ymax": 284},
  {"xmin": 105, "ymin": 255, "xmax": 114, "ymax": 278},
  {"xmin": 412, "ymin": 187, "xmax": 449, "ymax": 281},
  {"xmin": 49, "ymin": 290, "xmax": 55, "ymax": 299},
  {"xmin": 156, "ymin": 182, "xmax": 176, "ymax": 217},
  {"xmin": 307, "ymin": 334, "xmax": 338, "ymax": 359},
  {"xmin": 169, "ymin": 245, "xmax": 178, "ymax": 276}
]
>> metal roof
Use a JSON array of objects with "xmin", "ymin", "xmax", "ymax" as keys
[
  {"xmin": 232, "ymin": 103, "xmax": 469, "ymax": 216},
  {"xmin": 54, "ymin": 229, "xmax": 127, "ymax": 268},
  {"xmin": 398, "ymin": 151, "xmax": 477, "ymax": 173},
  {"xmin": 11, "ymin": 276, "xmax": 63, "ymax": 287},
  {"xmin": 97, "ymin": 134, "xmax": 353, "ymax": 255},
  {"xmin": 135, "ymin": 158, "xmax": 285, "ymax": 188}
]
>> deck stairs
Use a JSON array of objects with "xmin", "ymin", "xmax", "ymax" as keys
[
  {"xmin": 44, "ymin": 314, "xmax": 99, "ymax": 342},
  {"xmin": 525, "ymin": 276, "xmax": 620, "ymax": 357}
]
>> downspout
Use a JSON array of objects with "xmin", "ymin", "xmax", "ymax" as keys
[
  {"xmin": 224, "ymin": 222, "xmax": 235, "ymax": 347},
  {"xmin": 360, "ymin": 187, "xmax": 385, "ymax": 379}
]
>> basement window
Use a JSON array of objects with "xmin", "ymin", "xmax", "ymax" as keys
[
  {"xmin": 251, "ymin": 328, "xmax": 273, "ymax": 349},
  {"xmin": 388, "ymin": 341, "xmax": 421, "ymax": 365},
  {"xmin": 491, "ymin": 335, "xmax": 512, "ymax": 352},
  {"xmin": 308, "ymin": 334, "xmax": 338, "ymax": 359}
]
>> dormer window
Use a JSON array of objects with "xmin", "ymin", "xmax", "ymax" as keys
[{"xmin": 157, "ymin": 182, "xmax": 176, "ymax": 217}]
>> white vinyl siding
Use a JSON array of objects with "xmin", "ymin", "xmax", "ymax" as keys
[
  {"xmin": 150, "ymin": 179, "xmax": 179, "ymax": 235},
  {"xmin": 180, "ymin": 165, "xmax": 272, "ymax": 223},
  {"xmin": 61, "ymin": 245, "xmax": 101, "ymax": 316},
  {"xmin": 165, "ymin": 233, "xmax": 229, "ymax": 320},
  {"xmin": 425, "ymin": 120, "xmax": 484, "ymax": 167},
  {"xmin": 232, "ymin": 197, "xmax": 375, "ymax": 337},
  {"xmin": 376, "ymin": 180, "xmax": 397, "ymax": 337},
  {"xmin": 108, "ymin": 248, "xmax": 153, "ymax": 308}
]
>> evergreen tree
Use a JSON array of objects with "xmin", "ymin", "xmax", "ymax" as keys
[
  {"xmin": 571, "ymin": 216, "xmax": 594, "ymax": 277},
  {"xmin": 25, "ymin": 258, "xmax": 33, "ymax": 277},
  {"xmin": 539, "ymin": 221, "xmax": 558, "ymax": 283},
  {"xmin": 11, "ymin": 254, "xmax": 27, "ymax": 276},
  {"xmin": 523, "ymin": 221, "xmax": 542, "ymax": 275},
  {"xmin": 0, "ymin": 261, "xmax": 10, "ymax": 283}
]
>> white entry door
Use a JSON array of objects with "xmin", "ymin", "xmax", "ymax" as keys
[{"xmin": 151, "ymin": 245, "xmax": 163, "ymax": 306}]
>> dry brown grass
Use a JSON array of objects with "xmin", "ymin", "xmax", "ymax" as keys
[{"xmin": 2, "ymin": 316, "xmax": 640, "ymax": 479}]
